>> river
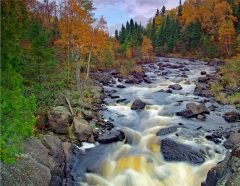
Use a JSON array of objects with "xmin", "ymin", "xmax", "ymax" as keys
[{"xmin": 70, "ymin": 57, "xmax": 239, "ymax": 186}]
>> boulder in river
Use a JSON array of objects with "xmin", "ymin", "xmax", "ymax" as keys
[
  {"xmin": 131, "ymin": 99, "xmax": 146, "ymax": 110},
  {"xmin": 198, "ymin": 76, "xmax": 209, "ymax": 83},
  {"xmin": 223, "ymin": 133, "xmax": 240, "ymax": 149},
  {"xmin": 73, "ymin": 117, "xmax": 94, "ymax": 142},
  {"xmin": 223, "ymin": 111, "xmax": 240, "ymax": 122},
  {"xmin": 116, "ymin": 85, "xmax": 126, "ymax": 89},
  {"xmin": 168, "ymin": 84, "xmax": 183, "ymax": 90},
  {"xmin": 176, "ymin": 103, "xmax": 209, "ymax": 118},
  {"xmin": 47, "ymin": 106, "xmax": 72, "ymax": 134},
  {"xmin": 160, "ymin": 138, "xmax": 205, "ymax": 164},
  {"xmin": 156, "ymin": 126, "xmax": 178, "ymax": 136},
  {"xmin": 97, "ymin": 129, "xmax": 125, "ymax": 144},
  {"xmin": 91, "ymin": 72, "xmax": 112, "ymax": 85},
  {"xmin": 201, "ymin": 71, "xmax": 207, "ymax": 75},
  {"xmin": 202, "ymin": 144, "xmax": 240, "ymax": 186}
]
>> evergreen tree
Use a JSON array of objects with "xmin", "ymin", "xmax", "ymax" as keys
[
  {"xmin": 119, "ymin": 24, "xmax": 126, "ymax": 44},
  {"xmin": 1, "ymin": 1, "xmax": 36, "ymax": 163},
  {"xmin": 178, "ymin": 0, "xmax": 183, "ymax": 17},
  {"xmin": 115, "ymin": 29, "xmax": 119, "ymax": 40},
  {"xmin": 155, "ymin": 9, "xmax": 160, "ymax": 17},
  {"xmin": 20, "ymin": 20, "xmax": 61, "ymax": 108},
  {"xmin": 161, "ymin": 6, "xmax": 166, "ymax": 17},
  {"xmin": 130, "ymin": 19, "xmax": 135, "ymax": 34}
]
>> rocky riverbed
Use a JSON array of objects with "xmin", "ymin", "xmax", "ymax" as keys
[{"xmin": 1, "ymin": 57, "xmax": 239, "ymax": 186}]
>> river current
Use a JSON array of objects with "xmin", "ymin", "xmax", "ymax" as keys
[{"xmin": 77, "ymin": 57, "xmax": 239, "ymax": 186}]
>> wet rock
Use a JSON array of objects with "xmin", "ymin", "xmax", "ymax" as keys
[
  {"xmin": 205, "ymin": 135, "xmax": 222, "ymax": 144},
  {"xmin": 224, "ymin": 133, "xmax": 240, "ymax": 149},
  {"xmin": 176, "ymin": 110, "xmax": 195, "ymax": 118},
  {"xmin": 116, "ymin": 85, "xmax": 126, "ymax": 89},
  {"xmin": 131, "ymin": 99, "xmax": 146, "ymax": 110},
  {"xmin": 198, "ymin": 76, "xmax": 209, "ymax": 83},
  {"xmin": 176, "ymin": 103, "xmax": 209, "ymax": 118},
  {"xmin": 0, "ymin": 158, "xmax": 51, "ymax": 186},
  {"xmin": 97, "ymin": 129, "xmax": 125, "ymax": 144},
  {"xmin": 110, "ymin": 95, "xmax": 120, "ymax": 99},
  {"xmin": 42, "ymin": 135, "xmax": 65, "ymax": 185},
  {"xmin": 166, "ymin": 89, "xmax": 173, "ymax": 93},
  {"xmin": 161, "ymin": 138, "xmax": 205, "ymax": 164},
  {"xmin": 73, "ymin": 117, "xmax": 94, "ymax": 142},
  {"xmin": 223, "ymin": 111, "xmax": 240, "ymax": 122},
  {"xmin": 116, "ymin": 98, "xmax": 127, "ymax": 103},
  {"xmin": 202, "ymin": 144, "xmax": 240, "ymax": 186},
  {"xmin": 161, "ymin": 71, "xmax": 168, "ymax": 76},
  {"xmin": 47, "ymin": 106, "xmax": 72, "ymax": 134},
  {"xmin": 181, "ymin": 74, "xmax": 188, "ymax": 78},
  {"xmin": 91, "ymin": 72, "xmax": 112, "ymax": 85},
  {"xmin": 201, "ymin": 71, "xmax": 207, "ymax": 75},
  {"xmin": 168, "ymin": 84, "xmax": 183, "ymax": 90},
  {"xmin": 186, "ymin": 103, "xmax": 209, "ymax": 115},
  {"xmin": 156, "ymin": 126, "xmax": 178, "ymax": 136},
  {"xmin": 197, "ymin": 114, "xmax": 206, "ymax": 121},
  {"xmin": 143, "ymin": 77, "xmax": 152, "ymax": 84}
]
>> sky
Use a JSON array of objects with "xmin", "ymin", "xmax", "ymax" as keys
[{"xmin": 93, "ymin": 0, "xmax": 184, "ymax": 35}]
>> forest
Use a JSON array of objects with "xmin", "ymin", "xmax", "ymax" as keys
[{"xmin": 1, "ymin": 0, "xmax": 240, "ymax": 167}]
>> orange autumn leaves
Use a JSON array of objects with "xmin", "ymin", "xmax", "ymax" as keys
[
  {"xmin": 181, "ymin": 0, "xmax": 238, "ymax": 55},
  {"xmin": 57, "ymin": 0, "xmax": 109, "ymax": 62}
]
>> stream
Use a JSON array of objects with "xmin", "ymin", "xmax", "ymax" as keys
[{"xmin": 69, "ymin": 57, "xmax": 240, "ymax": 186}]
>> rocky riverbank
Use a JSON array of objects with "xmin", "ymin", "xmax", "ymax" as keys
[{"xmin": 1, "ymin": 57, "xmax": 239, "ymax": 186}]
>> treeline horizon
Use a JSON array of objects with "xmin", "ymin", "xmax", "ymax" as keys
[{"xmin": 115, "ymin": 0, "xmax": 240, "ymax": 58}]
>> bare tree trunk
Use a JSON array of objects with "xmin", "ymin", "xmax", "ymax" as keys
[
  {"xmin": 76, "ymin": 58, "xmax": 81, "ymax": 92},
  {"xmin": 85, "ymin": 43, "xmax": 93, "ymax": 82}
]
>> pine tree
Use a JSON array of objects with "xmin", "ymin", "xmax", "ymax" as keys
[
  {"xmin": 115, "ymin": 29, "xmax": 119, "ymax": 40},
  {"xmin": 1, "ymin": 1, "xmax": 36, "ymax": 163},
  {"xmin": 178, "ymin": 0, "xmax": 183, "ymax": 17},
  {"xmin": 119, "ymin": 24, "xmax": 126, "ymax": 44},
  {"xmin": 130, "ymin": 18, "xmax": 135, "ymax": 34},
  {"xmin": 155, "ymin": 9, "xmax": 160, "ymax": 17},
  {"xmin": 161, "ymin": 6, "xmax": 166, "ymax": 17}
]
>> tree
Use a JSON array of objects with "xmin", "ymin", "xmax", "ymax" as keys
[
  {"xmin": 142, "ymin": 36, "xmax": 153, "ymax": 56},
  {"xmin": 155, "ymin": 9, "xmax": 160, "ymax": 17},
  {"xmin": 178, "ymin": 0, "xmax": 183, "ymax": 17},
  {"xmin": 161, "ymin": 6, "xmax": 166, "ymax": 17},
  {"xmin": 219, "ymin": 19, "xmax": 236, "ymax": 56},
  {"xmin": 115, "ymin": 30, "xmax": 119, "ymax": 40},
  {"xmin": 1, "ymin": 0, "xmax": 36, "ymax": 163},
  {"xmin": 58, "ymin": 0, "xmax": 94, "ymax": 91}
]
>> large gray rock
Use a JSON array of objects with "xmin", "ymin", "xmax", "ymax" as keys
[
  {"xmin": 48, "ymin": 106, "xmax": 72, "ymax": 134},
  {"xmin": 224, "ymin": 133, "xmax": 240, "ymax": 149},
  {"xmin": 91, "ymin": 72, "xmax": 112, "ymax": 85},
  {"xmin": 202, "ymin": 144, "xmax": 240, "ymax": 186},
  {"xmin": 161, "ymin": 138, "xmax": 205, "ymax": 164},
  {"xmin": 131, "ymin": 99, "xmax": 146, "ymax": 110},
  {"xmin": 156, "ymin": 126, "xmax": 178, "ymax": 136},
  {"xmin": 176, "ymin": 103, "xmax": 209, "ymax": 118},
  {"xmin": 73, "ymin": 117, "xmax": 94, "ymax": 142},
  {"xmin": 42, "ymin": 135, "xmax": 65, "ymax": 185},
  {"xmin": 223, "ymin": 111, "xmax": 240, "ymax": 122},
  {"xmin": 0, "ymin": 158, "xmax": 51, "ymax": 186},
  {"xmin": 97, "ymin": 129, "xmax": 125, "ymax": 144},
  {"xmin": 168, "ymin": 84, "xmax": 183, "ymax": 90},
  {"xmin": 24, "ymin": 137, "xmax": 49, "ymax": 167}
]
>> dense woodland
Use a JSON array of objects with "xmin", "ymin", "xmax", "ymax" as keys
[{"xmin": 1, "ymin": 0, "xmax": 240, "ymax": 163}]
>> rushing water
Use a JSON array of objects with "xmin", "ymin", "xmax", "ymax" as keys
[{"xmin": 76, "ymin": 57, "xmax": 239, "ymax": 186}]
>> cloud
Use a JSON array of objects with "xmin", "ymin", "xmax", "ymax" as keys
[{"xmin": 93, "ymin": 0, "xmax": 184, "ymax": 35}]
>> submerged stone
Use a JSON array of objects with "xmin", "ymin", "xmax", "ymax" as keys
[{"xmin": 161, "ymin": 138, "xmax": 205, "ymax": 164}]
